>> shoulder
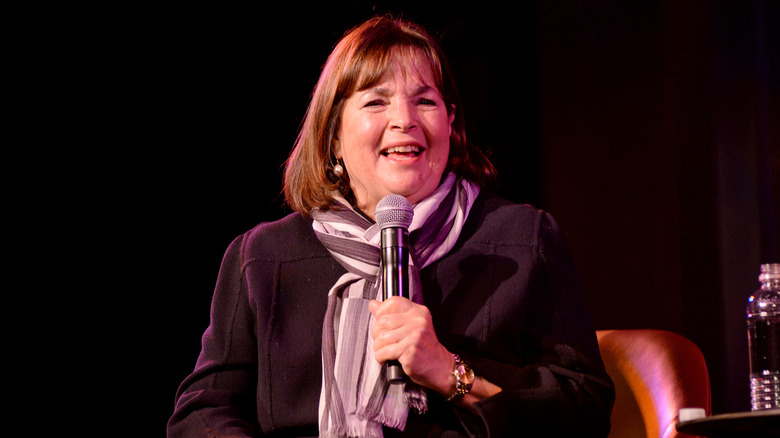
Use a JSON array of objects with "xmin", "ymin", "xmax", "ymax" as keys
[
  {"xmin": 462, "ymin": 191, "xmax": 552, "ymax": 247},
  {"xmin": 237, "ymin": 212, "xmax": 329, "ymax": 264}
]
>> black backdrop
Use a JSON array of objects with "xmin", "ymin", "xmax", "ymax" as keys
[{"xmin": 73, "ymin": 1, "xmax": 778, "ymax": 435}]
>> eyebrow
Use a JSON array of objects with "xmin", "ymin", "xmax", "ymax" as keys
[{"xmin": 365, "ymin": 84, "xmax": 435, "ymax": 97}]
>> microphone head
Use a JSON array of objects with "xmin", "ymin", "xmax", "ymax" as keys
[{"xmin": 375, "ymin": 195, "xmax": 414, "ymax": 230}]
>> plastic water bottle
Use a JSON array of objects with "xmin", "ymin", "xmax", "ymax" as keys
[{"xmin": 747, "ymin": 263, "xmax": 780, "ymax": 410}]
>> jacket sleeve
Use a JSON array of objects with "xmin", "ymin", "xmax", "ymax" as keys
[
  {"xmin": 457, "ymin": 212, "xmax": 615, "ymax": 437},
  {"xmin": 167, "ymin": 234, "xmax": 259, "ymax": 438}
]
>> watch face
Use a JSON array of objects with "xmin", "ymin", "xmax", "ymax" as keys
[{"xmin": 456, "ymin": 363, "xmax": 475, "ymax": 385}]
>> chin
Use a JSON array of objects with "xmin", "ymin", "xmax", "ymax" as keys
[
  {"xmin": 396, "ymin": 185, "xmax": 438, "ymax": 204},
  {"xmin": 380, "ymin": 172, "xmax": 443, "ymax": 202}
]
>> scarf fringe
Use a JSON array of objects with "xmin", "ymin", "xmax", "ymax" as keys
[{"xmin": 405, "ymin": 386, "xmax": 428, "ymax": 414}]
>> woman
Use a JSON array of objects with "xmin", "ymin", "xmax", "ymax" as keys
[{"xmin": 168, "ymin": 15, "xmax": 614, "ymax": 437}]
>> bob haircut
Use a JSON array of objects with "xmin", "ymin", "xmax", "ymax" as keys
[{"xmin": 283, "ymin": 15, "xmax": 497, "ymax": 215}]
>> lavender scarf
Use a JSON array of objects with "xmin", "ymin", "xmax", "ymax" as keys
[{"xmin": 311, "ymin": 173, "xmax": 479, "ymax": 438}]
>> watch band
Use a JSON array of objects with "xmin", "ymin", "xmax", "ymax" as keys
[{"xmin": 445, "ymin": 353, "xmax": 475, "ymax": 402}]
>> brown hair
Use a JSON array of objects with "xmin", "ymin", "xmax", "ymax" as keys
[{"xmin": 283, "ymin": 15, "xmax": 497, "ymax": 215}]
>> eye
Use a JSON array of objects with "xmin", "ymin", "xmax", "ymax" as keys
[
  {"xmin": 418, "ymin": 97, "xmax": 437, "ymax": 106},
  {"xmin": 364, "ymin": 99, "xmax": 385, "ymax": 108}
]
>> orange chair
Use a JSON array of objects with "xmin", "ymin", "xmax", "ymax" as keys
[{"xmin": 596, "ymin": 329, "xmax": 712, "ymax": 438}]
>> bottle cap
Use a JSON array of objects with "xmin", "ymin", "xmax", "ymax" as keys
[{"xmin": 759, "ymin": 263, "xmax": 780, "ymax": 283}]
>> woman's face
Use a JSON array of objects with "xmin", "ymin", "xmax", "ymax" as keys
[{"xmin": 334, "ymin": 59, "xmax": 453, "ymax": 219}]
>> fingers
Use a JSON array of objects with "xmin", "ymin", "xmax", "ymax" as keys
[
  {"xmin": 368, "ymin": 297, "xmax": 434, "ymax": 362},
  {"xmin": 370, "ymin": 301, "xmax": 421, "ymax": 353},
  {"xmin": 367, "ymin": 298, "xmax": 454, "ymax": 392},
  {"xmin": 369, "ymin": 296, "xmax": 422, "ymax": 342},
  {"xmin": 369, "ymin": 296, "xmax": 413, "ymax": 318}
]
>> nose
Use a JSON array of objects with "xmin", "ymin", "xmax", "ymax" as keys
[{"xmin": 389, "ymin": 100, "xmax": 418, "ymax": 132}]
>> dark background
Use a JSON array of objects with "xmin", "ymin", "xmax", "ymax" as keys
[{"xmin": 66, "ymin": 1, "xmax": 778, "ymax": 435}]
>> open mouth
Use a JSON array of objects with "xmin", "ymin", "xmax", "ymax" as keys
[{"xmin": 381, "ymin": 145, "xmax": 423, "ymax": 159}]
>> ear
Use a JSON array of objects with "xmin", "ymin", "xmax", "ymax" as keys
[{"xmin": 332, "ymin": 137, "xmax": 341, "ymax": 159}]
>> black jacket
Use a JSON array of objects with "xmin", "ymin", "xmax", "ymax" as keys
[{"xmin": 168, "ymin": 192, "xmax": 615, "ymax": 437}]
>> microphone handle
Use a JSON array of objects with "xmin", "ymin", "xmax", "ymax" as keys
[{"xmin": 381, "ymin": 227, "xmax": 409, "ymax": 383}]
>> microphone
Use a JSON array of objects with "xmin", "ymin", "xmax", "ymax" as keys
[{"xmin": 375, "ymin": 194, "xmax": 414, "ymax": 383}]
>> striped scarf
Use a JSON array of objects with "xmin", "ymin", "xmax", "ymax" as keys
[{"xmin": 311, "ymin": 173, "xmax": 479, "ymax": 438}]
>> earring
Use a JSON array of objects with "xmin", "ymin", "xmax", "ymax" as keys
[{"xmin": 333, "ymin": 163, "xmax": 344, "ymax": 177}]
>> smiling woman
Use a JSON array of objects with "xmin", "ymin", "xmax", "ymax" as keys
[
  {"xmin": 282, "ymin": 16, "xmax": 497, "ymax": 217},
  {"xmin": 168, "ymin": 14, "xmax": 614, "ymax": 438}
]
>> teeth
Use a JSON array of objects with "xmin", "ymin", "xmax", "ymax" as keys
[{"xmin": 384, "ymin": 145, "xmax": 420, "ymax": 155}]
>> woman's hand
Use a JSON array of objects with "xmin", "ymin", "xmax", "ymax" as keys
[
  {"xmin": 368, "ymin": 296, "xmax": 504, "ymax": 410},
  {"xmin": 368, "ymin": 296, "xmax": 454, "ymax": 395}
]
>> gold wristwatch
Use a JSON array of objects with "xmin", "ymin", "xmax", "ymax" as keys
[{"xmin": 446, "ymin": 353, "xmax": 475, "ymax": 402}]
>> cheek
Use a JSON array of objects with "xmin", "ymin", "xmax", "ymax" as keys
[
  {"xmin": 428, "ymin": 119, "xmax": 452, "ymax": 165},
  {"xmin": 433, "ymin": 146, "xmax": 450, "ymax": 171},
  {"xmin": 342, "ymin": 118, "xmax": 381, "ymax": 156}
]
